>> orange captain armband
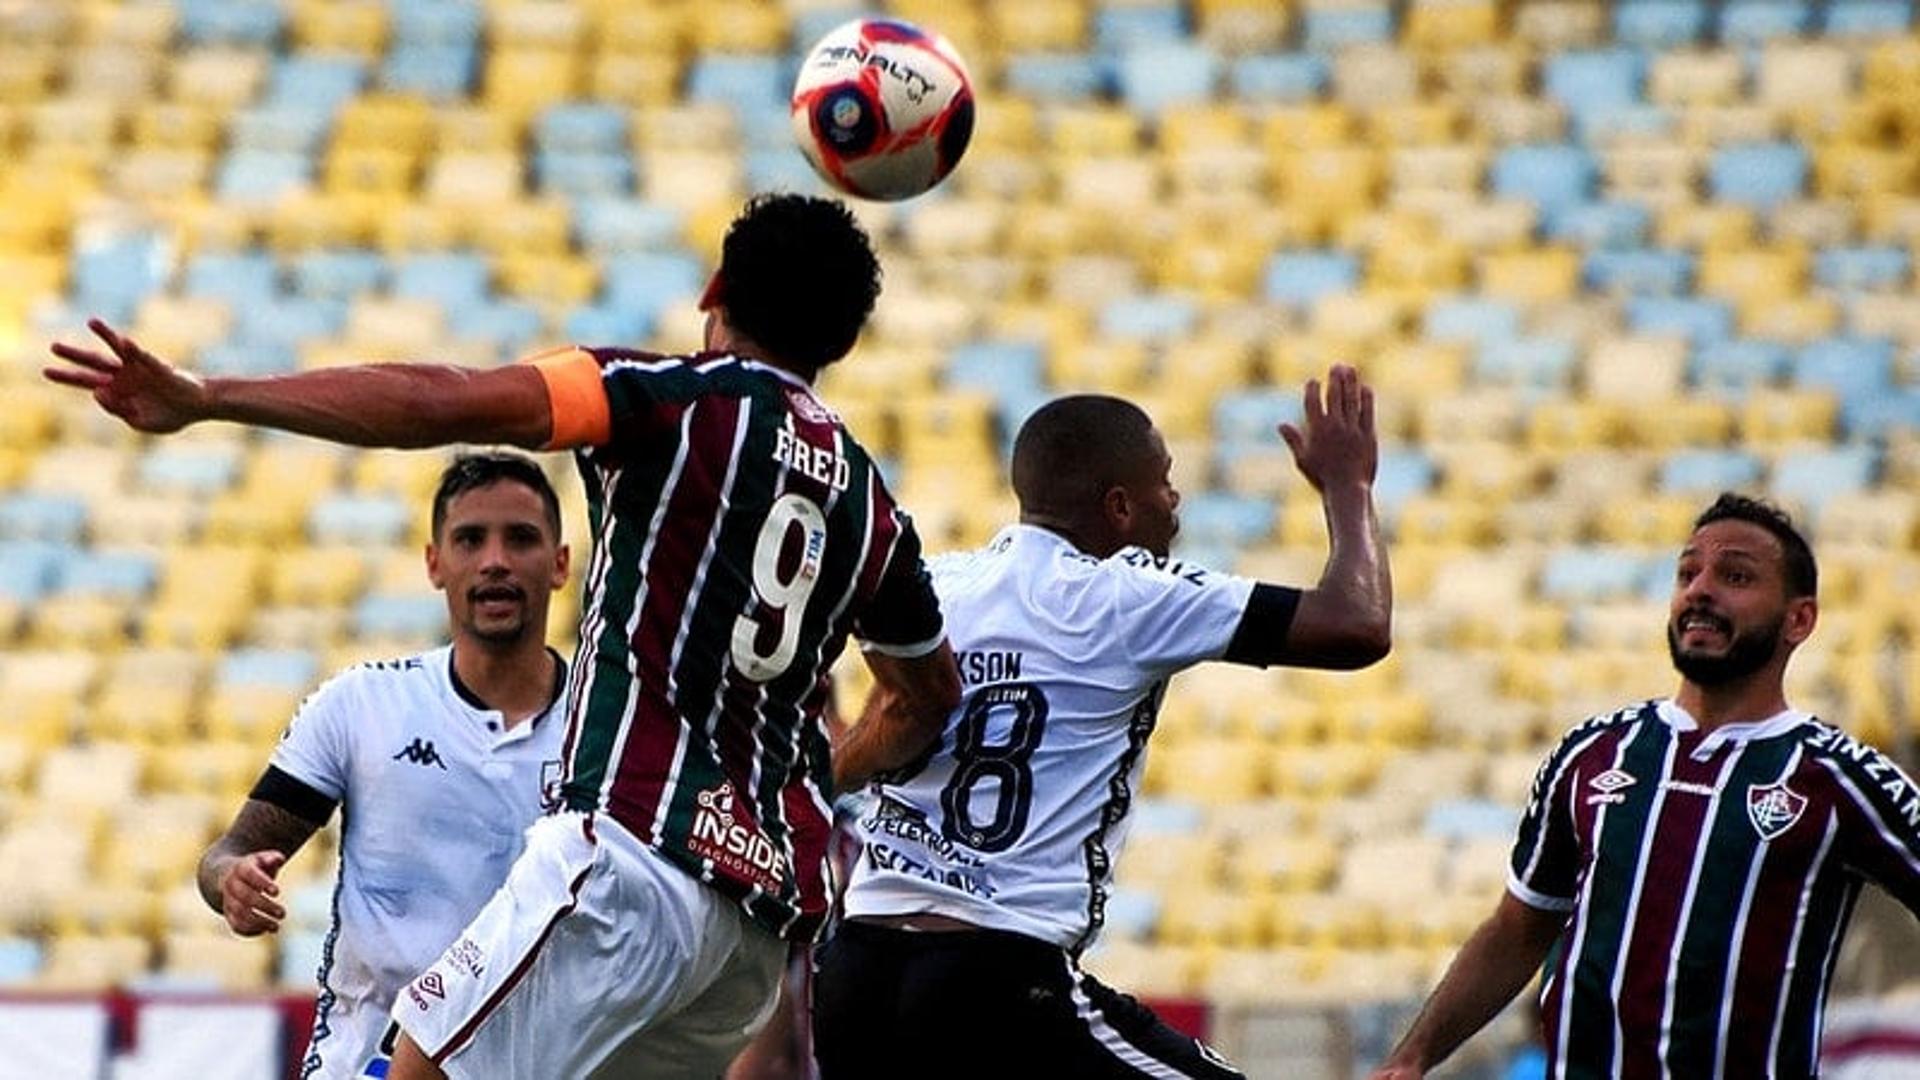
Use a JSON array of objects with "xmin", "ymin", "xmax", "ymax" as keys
[{"xmin": 524, "ymin": 345, "xmax": 612, "ymax": 450}]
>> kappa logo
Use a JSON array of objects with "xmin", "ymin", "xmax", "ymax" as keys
[
  {"xmin": 1586, "ymin": 769, "xmax": 1637, "ymax": 805},
  {"xmin": 392, "ymin": 737, "xmax": 448, "ymax": 770},
  {"xmin": 1747, "ymin": 782, "xmax": 1808, "ymax": 841}
]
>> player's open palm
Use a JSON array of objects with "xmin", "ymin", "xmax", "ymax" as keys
[
  {"xmin": 220, "ymin": 850, "xmax": 289, "ymax": 937},
  {"xmin": 1279, "ymin": 363, "xmax": 1377, "ymax": 493},
  {"xmin": 44, "ymin": 318, "xmax": 207, "ymax": 434}
]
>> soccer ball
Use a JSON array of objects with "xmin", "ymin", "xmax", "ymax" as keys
[{"xmin": 789, "ymin": 18, "xmax": 975, "ymax": 202}]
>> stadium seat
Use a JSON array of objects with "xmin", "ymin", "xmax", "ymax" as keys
[
  {"xmin": 1491, "ymin": 144, "xmax": 1598, "ymax": 212},
  {"xmin": 1615, "ymin": 0, "xmax": 1709, "ymax": 47},
  {"xmin": 1300, "ymin": 4, "xmax": 1395, "ymax": 50},
  {"xmin": 1711, "ymin": 143, "xmax": 1810, "ymax": 210},
  {"xmin": 1543, "ymin": 48, "xmax": 1645, "ymax": 121},
  {"xmin": 1771, "ymin": 446, "xmax": 1879, "ymax": 519},
  {"xmin": 1627, "ymin": 297, "xmax": 1733, "ymax": 346},
  {"xmin": 1229, "ymin": 53, "xmax": 1328, "ymax": 103},
  {"xmin": 1721, "ymin": 0, "xmax": 1813, "ymax": 42}
]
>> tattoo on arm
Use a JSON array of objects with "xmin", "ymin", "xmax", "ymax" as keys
[{"xmin": 197, "ymin": 799, "xmax": 323, "ymax": 910}]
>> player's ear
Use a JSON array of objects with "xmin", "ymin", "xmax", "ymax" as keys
[
  {"xmin": 1101, "ymin": 485, "xmax": 1132, "ymax": 530},
  {"xmin": 699, "ymin": 272, "xmax": 726, "ymax": 312},
  {"xmin": 425, "ymin": 541, "xmax": 446, "ymax": 589},
  {"xmin": 1784, "ymin": 595, "xmax": 1817, "ymax": 647},
  {"xmin": 552, "ymin": 543, "xmax": 571, "ymax": 588}
]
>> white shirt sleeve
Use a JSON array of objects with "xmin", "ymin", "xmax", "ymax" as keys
[
  {"xmin": 1108, "ymin": 549, "xmax": 1257, "ymax": 676},
  {"xmin": 265, "ymin": 675, "xmax": 355, "ymax": 803}
]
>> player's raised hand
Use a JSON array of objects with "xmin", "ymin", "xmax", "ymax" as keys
[
  {"xmin": 1279, "ymin": 363, "xmax": 1377, "ymax": 493},
  {"xmin": 44, "ymin": 318, "xmax": 209, "ymax": 434},
  {"xmin": 1367, "ymin": 1068, "xmax": 1423, "ymax": 1080},
  {"xmin": 218, "ymin": 850, "xmax": 289, "ymax": 937}
]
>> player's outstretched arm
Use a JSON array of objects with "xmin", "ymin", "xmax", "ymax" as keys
[
  {"xmin": 46, "ymin": 319, "xmax": 552, "ymax": 449},
  {"xmin": 197, "ymin": 799, "xmax": 325, "ymax": 937},
  {"xmin": 833, "ymin": 643, "xmax": 962, "ymax": 792},
  {"xmin": 1370, "ymin": 893, "xmax": 1565, "ymax": 1079},
  {"xmin": 1267, "ymin": 364, "xmax": 1392, "ymax": 669}
]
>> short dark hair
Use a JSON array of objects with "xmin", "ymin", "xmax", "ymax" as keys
[
  {"xmin": 1694, "ymin": 492, "xmax": 1817, "ymax": 598},
  {"xmin": 714, "ymin": 193, "xmax": 881, "ymax": 374},
  {"xmin": 431, "ymin": 452, "xmax": 562, "ymax": 541},
  {"xmin": 1010, "ymin": 395, "xmax": 1161, "ymax": 516}
]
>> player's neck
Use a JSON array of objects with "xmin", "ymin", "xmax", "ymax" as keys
[
  {"xmin": 1018, "ymin": 513, "xmax": 1118, "ymax": 558},
  {"xmin": 1672, "ymin": 676, "xmax": 1791, "ymax": 733},
  {"xmin": 452, "ymin": 637, "xmax": 560, "ymax": 729}
]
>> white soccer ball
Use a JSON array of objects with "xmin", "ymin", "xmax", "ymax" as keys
[{"xmin": 789, "ymin": 18, "xmax": 975, "ymax": 202}]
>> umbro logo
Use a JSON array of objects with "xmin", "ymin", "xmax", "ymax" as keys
[
  {"xmin": 1587, "ymin": 769, "xmax": 1636, "ymax": 806},
  {"xmin": 393, "ymin": 738, "xmax": 448, "ymax": 770}
]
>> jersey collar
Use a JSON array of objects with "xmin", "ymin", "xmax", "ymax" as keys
[
  {"xmin": 447, "ymin": 647, "xmax": 569, "ymax": 739},
  {"xmin": 1655, "ymin": 698, "xmax": 1813, "ymax": 759}
]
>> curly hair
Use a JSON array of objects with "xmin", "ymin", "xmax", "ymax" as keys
[{"xmin": 714, "ymin": 193, "xmax": 882, "ymax": 374}]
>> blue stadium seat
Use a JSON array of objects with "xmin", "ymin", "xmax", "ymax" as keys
[
  {"xmin": 1584, "ymin": 249, "xmax": 1693, "ymax": 295},
  {"xmin": 738, "ymin": 108, "xmax": 801, "ymax": 150},
  {"xmin": 1824, "ymin": 0, "xmax": 1913, "ymax": 34},
  {"xmin": 1301, "ymin": 4, "xmax": 1394, "ymax": 50},
  {"xmin": 1710, "ymin": 144, "xmax": 1808, "ymax": 210},
  {"xmin": 744, "ymin": 147, "xmax": 828, "ymax": 196},
  {"xmin": 72, "ymin": 232, "xmax": 172, "ymax": 321},
  {"xmin": 291, "ymin": 251, "xmax": 389, "ymax": 301},
  {"xmin": 1541, "ymin": 548, "xmax": 1658, "ymax": 602},
  {"xmin": 1545, "ymin": 201, "xmax": 1653, "ymax": 250},
  {"xmin": 687, "ymin": 54, "xmax": 789, "ymax": 116},
  {"xmin": 237, "ymin": 297, "xmax": 348, "ymax": 348},
  {"xmin": 216, "ymin": 150, "xmax": 313, "ymax": 203},
  {"xmin": 602, "ymin": 253, "xmax": 706, "ymax": 321},
  {"xmin": 0, "ymin": 541, "xmax": 67, "ymax": 602},
  {"xmin": 393, "ymin": 253, "xmax": 490, "ymax": 310},
  {"xmin": 1004, "ymin": 53, "xmax": 1110, "ymax": 101},
  {"xmin": 1213, "ymin": 390, "xmax": 1304, "ymax": 460},
  {"xmin": 1174, "ymin": 492, "xmax": 1273, "ymax": 547},
  {"xmin": 1574, "ymin": 103, "xmax": 1676, "ymax": 145},
  {"xmin": 947, "ymin": 340, "xmax": 1048, "ymax": 401},
  {"xmin": 1228, "ymin": 53, "xmax": 1329, "ymax": 103},
  {"xmin": 220, "ymin": 648, "xmax": 322, "ymax": 689},
  {"xmin": 459, "ymin": 301, "xmax": 545, "ymax": 358},
  {"xmin": 1132, "ymin": 799, "xmax": 1205, "ymax": 835},
  {"xmin": 1691, "ymin": 340, "xmax": 1789, "ymax": 393},
  {"xmin": 198, "ymin": 341, "xmax": 299, "ymax": 377},
  {"xmin": 534, "ymin": 151, "xmax": 636, "ymax": 199},
  {"xmin": 0, "ymin": 494, "xmax": 86, "ymax": 543},
  {"xmin": 1376, "ymin": 450, "xmax": 1437, "ymax": 521},
  {"xmin": 138, "ymin": 445, "xmax": 244, "ymax": 494},
  {"xmin": 1476, "ymin": 338, "xmax": 1579, "ymax": 389},
  {"xmin": 1660, "ymin": 449, "xmax": 1764, "ymax": 494},
  {"xmin": 1424, "ymin": 799, "xmax": 1518, "ymax": 840},
  {"xmin": 1543, "ymin": 49, "xmax": 1646, "ymax": 120},
  {"xmin": 56, "ymin": 551, "xmax": 159, "ymax": 598},
  {"xmin": 1263, "ymin": 252, "xmax": 1358, "ymax": 308},
  {"xmin": 381, "ymin": 44, "xmax": 477, "ymax": 100},
  {"xmin": 179, "ymin": 0, "xmax": 285, "ymax": 46},
  {"xmin": 1628, "ymin": 297, "xmax": 1733, "ymax": 346},
  {"xmin": 353, "ymin": 593, "xmax": 448, "ymax": 640},
  {"xmin": 1425, "ymin": 298, "xmax": 1521, "ymax": 346},
  {"xmin": 563, "ymin": 304, "xmax": 651, "ymax": 347},
  {"xmin": 1814, "ymin": 247, "xmax": 1909, "ymax": 292},
  {"xmin": 228, "ymin": 105, "xmax": 334, "ymax": 155},
  {"xmin": 1491, "ymin": 144, "xmax": 1598, "ymax": 213},
  {"xmin": 186, "ymin": 252, "xmax": 281, "ymax": 307},
  {"xmin": 309, "ymin": 493, "xmax": 413, "ymax": 545},
  {"xmin": 1099, "ymin": 888, "xmax": 1162, "ymax": 942},
  {"xmin": 1117, "ymin": 44, "xmax": 1220, "ymax": 117},
  {"xmin": 0, "ymin": 938, "xmax": 42, "ymax": 987},
  {"xmin": 1095, "ymin": 4, "xmax": 1187, "ymax": 49},
  {"xmin": 790, "ymin": 11, "xmax": 858, "ymax": 54},
  {"xmin": 1099, "ymin": 296, "xmax": 1199, "ymax": 342},
  {"xmin": 391, "ymin": 0, "xmax": 483, "ymax": 46},
  {"xmin": 1614, "ymin": 0, "xmax": 1709, "ymax": 47},
  {"xmin": 1771, "ymin": 446, "xmax": 1877, "ymax": 518},
  {"xmin": 1720, "ymin": 0, "xmax": 1812, "ymax": 42},
  {"xmin": 572, "ymin": 201, "xmax": 684, "ymax": 255},
  {"xmin": 536, "ymin": 104, "xmax": 629, "ymax": 155},
  {"xmin": 1844, "ymin": 388, "xmax": 1920, "ymax": 440},
  {"xmin": 267, "ymin": 55, "xmax": 367, "ymax": 112},
  {"xmin": 1791, "ymin": 338, "xmax": 1895, "ymax": 408}
]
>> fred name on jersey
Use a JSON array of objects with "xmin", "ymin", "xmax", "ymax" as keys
[{"xmin": 771, "ymin": 425, "xmax": 849, "ymax": 491}]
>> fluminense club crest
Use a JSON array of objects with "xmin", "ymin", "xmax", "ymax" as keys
[{"xmin": 1746, "ymin": 781, "xmax": 1807, "ymax": 841}]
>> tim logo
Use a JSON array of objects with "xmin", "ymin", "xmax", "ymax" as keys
[
  {"xmin": 688, "ymin": 782, "xmax": 786, "ymax": 892},
  {"xmin": 393, "ymin": 738, "xmax": 448, "ymax": 770},
  {"xmin": 1747, "ymin": 782, "xmax": 1808, "ymax": 841}
]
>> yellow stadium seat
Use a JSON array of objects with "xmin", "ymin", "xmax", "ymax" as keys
[
  {"xmin": 39, "ymin": 933, "xmax": 151, "ymax": 990},
  {"xmin": 1079, "ymin": 941, "xmax": 1204, "ymax": 999},
  {"xmin": 1648, "ymin": 49, "xmax": 1744, "ymax": 107},
  {"xmin": 37, "ymin": 744, "xmax": 144, "ymax": 810},
  {"xmin": 424, "ymin": 151, "xmax": 525, "ymax": 204},
  {"xmin": 1333, "ymin": 45, "xmax": 1421, "ymax": 108},
  {"xmin": 1204, "ymin": 948, "xmax": 1325, "ymax": 1006},
  {"xmin": 641, "ymin": 149, "xmax": 745, "ymax": 214},
  {"xmin": 64, "ymin": 45, "xmax": 162, "ymax": 106},
  {"xmin": 1605, "ymin": 144, "xmax": 1701, "ymax": 202},
  {"xmin": 1742, "ymin": 294, "xmax": 1839, "ymax": 344},
  {"xmin": 1278, "ymin": 146, "xmax": 1382, "ymax": 230},
  {"xmin": 167, "ymin": 47, "xmax": 269, "ymax": 108},
  {"xmin": 1511, "ymin": 0, "xmax": 1604, "ymax": 48},
  {"xmin": 1263, "ymin": 104, "xmax": 1356, "ymax": 154},
  {"xmin": 1771, "ymin": 199, "xmax": 1856, "ymax": 248},
  {"xmin": 1814, "ymin": 142, "xmax": 1914, "ymax": 200},
  {"xmin": 985, "ymin": 0, "xmax": 1087, "ymax": 51},
  {"xmin": 266, "ymin": 546, "xmax": 369, "ymax": 609},
  {"xmin": 151, "ymin": 740, "xmax": 268, "ymax": 800},
  {"xmin": 1405, "ymin": 1, "xmax": 1498, "ymax": 50},
  {"xmin": 81, "ymin": 2, "xmax": 176, "ymax": 47},
  {"xmin": 587, "ymin": 0, "xmax": 690, "ymax": 52},
  {"xmin": 161, "ymin": 931, "xmax": 273, "ymax": 991},
  {"xmin": 1114, "ymin": 831, "xmax": 1226, "ymax": 891},
  {"xmin": 1479, "ymin": 248, "xmax": 1579, "ymax": 304},
  {"xmin": 483, "ymin": 49, "xmax": 581, "ymax": 123},
  {"xmin": 1681, "ymin": 104, "xmax": 1779, "ymax": 148},
  {"xmin": 494, "ymin": 252, "xmax": 598, "ymax": 306},
  {"xmin": 1740, "ymin": 389, "xmax": 1837, "ymax": 445},
  {"xmin": 1699, "ymin": 245, "xmax": 1808, "ymax": 306},
  {"xmin": 490, "ymin": 2, "xmax": 588, "ymax": 52},
  {"xmin": 204, "ymin": 684, "xmax": 309, "ymax": 744},
  {"xmin": 1049, "ymin": 105, "xmax": 1144, "ymax": 158},
  {"xmin": 1159, "ymin": 103, "xmax": 1253, "ymax": 155},
  {"xmin": 1147, "ymin": 738, "xmax": 1270, "ymax": 803},
  {"xmin": 1847, "ymin": 294, "xmax": 1920, "ymax": 346},
  {"xmin": 1583, "ymin": 336, "xmax": 1685, "ymax": 404},
  {"xmin": 687, "ymin": 1, "xmax": 787, "ymax": 51},
  {"xmin": 1864, "ymin": 37, "xmax": 1920, "ymax": 99},
  {"xmin": 589, "ymin": 51, "xmax": 683, "ymax": 108},
  {"xmin": 110, "ymin": 148, "xmax": 213, "ymax": 203},
  {"xmin": 1158, "ymin": 885, "xmax": 1271, "ymax": 950},
  {"xmin": 324, "ymin": 147, "xmax": 417, "ymax": 197},
  {"xmin": 292, "ymin": 0, "xmax": 387, "ymax": 53},
  {"xmin": 631, "ymin": 102, "xmax": 739, "ymax": 153},
  {"xmin": 31, "ymin": 596, "xmax": 136, "ymax": 653},
  {"xmin": 1593, "ymin": 495, "xmax": 1703, "ymax": 546},
  {"xmin": 0, "ymin": 45, "xmax": 58, "ymax": 104}
]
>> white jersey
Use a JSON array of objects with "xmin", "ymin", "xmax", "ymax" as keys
[
  {"xmin": 842, "ymin": 525, "xmax": 1256, "ymax": 951},
  {"xmin": 269, "ymin": 645, "xmax": 567, "ymax": 1080}
]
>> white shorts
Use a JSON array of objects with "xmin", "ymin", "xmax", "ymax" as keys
[{"xmin": 392, "ymin": 812, "xmax": 787, "ymax": 1079}]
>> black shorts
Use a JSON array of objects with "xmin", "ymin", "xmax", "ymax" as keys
[{"xmin": 811, "ymin": 920, "xmax": 1244, "ymax": 1080}]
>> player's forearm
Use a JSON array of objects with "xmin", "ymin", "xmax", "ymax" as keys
[
  {"xmin": 1292, "ymin": 481, "xmax": 1392, "ymax": 667},
  {"xmin": 833, "ymin": 691, "xmax": 937, "ymax": 792},
  {"xmin": 1383, "ymin": 898, "xmax": 1559, "ymax": 1072},
  {"xmin": 196, "ymin": 844, "xmax": 242, "ymax": 913},
  {"xmin": 203, "ymin": 364, "xmax": 550, "ymax": 449}
]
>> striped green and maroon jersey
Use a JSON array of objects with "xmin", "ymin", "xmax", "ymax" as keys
[
  {"xmin": 1510, "ymin": 699, "xmax": 1920, "ymax": 1080},
  {"xmin": 538, "ymin": 346, "xmax": 945, "ymax": 942}
]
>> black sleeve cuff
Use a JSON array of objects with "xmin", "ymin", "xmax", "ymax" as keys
[
  {"xmin": 1223, "ymin": 584, "xmax": 1303, "ymax": 668},
  {"xmin": 250, "ymin": 765, "xmax": 340, "ymax": 825}
]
